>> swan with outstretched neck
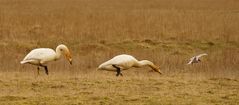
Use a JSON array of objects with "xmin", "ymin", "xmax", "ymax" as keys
[
  {"xmin": 20, "ymin": 44, "xmax": 72, "ymax": 75},
  {"xmin": 98, "ymin": 54, "xmax": 162, "ymax": 76}
]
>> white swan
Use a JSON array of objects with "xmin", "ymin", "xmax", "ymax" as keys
[
  {"xmin": 98, "ymin": 54, "xmax": 162, "ymax": 76},
  {"xmin": 187, "ymin": 53, "xmax": 207, "ymax": 65},
  {"xmin": 20, "ymin": 44, "xmax": 72, "ymax": 75}
]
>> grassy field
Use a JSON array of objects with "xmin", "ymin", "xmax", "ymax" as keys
[
  {"xmin": 0, "ymin": 72, "xmax": 238, "ymax": 105},
  {"xmin": 0, "ymin": 0, "xmax": 239, "ymax": 104}
]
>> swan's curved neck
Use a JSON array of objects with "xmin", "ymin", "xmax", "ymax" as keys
[
  {"xmin": 136, "ymin": 60, "xmax": 153, "ymax": 67},
  {"xmin": 136, "ymin": 60, "xmax": 162, "ymax": 74},
  {"xmin": 55, "ymin": 47, "xmax": 62, "ymax": 60},
  {"xmin": 136, "ymin": 60, "xmax": 157, "ymax": 69}
]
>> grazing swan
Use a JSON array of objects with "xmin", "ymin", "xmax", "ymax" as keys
[
  {"xmin": 187, "ymin": 53, "xmax": 207, "ymax": 65},
  {"xmin": 98, "ymin": 54, "xmax": 162, "ymax": 76},
  {"xmin": 20, "ymin": 44, "xmax": 72, "ymax": 75}
]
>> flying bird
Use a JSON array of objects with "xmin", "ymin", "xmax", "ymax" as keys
[
  {"xmin": 98, "ymin": 54, "xmax": 162, "ymax": 76},
  {"xmin": 20, "ymin": 44, "xmax": 72, "ymax": 75},
  {"xmin": 187, "ymin": 53, "xmax": 208, "ymax": 65}
]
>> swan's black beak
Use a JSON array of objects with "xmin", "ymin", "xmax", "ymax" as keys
[
  {"xmin": 69, "ymin": 59, "xmax": 72, "ymax": 65},
  {"xmin": 156, "ymin": 67, "xmax": 162, "ymax": 74},
  {"xmin": 153, "ymin": 68, "xmax": 162, "ymax": 75}
]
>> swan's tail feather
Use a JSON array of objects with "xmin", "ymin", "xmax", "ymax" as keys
[
  {"xmin": 20, "ymin": 60, "xmax": 28, "ymax": 64},
  {"xmin": 20, "ymin": 60, "xmax": 34, "ymax": 64}
]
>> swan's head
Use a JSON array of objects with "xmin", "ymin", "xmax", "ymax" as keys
[
  {"xmin": 153, "ymin": 66, "xmax": 162, "ymax": 74},
  {"xmin": 57, "ymin": 44, "xmax": 72, "ymax": 65}
]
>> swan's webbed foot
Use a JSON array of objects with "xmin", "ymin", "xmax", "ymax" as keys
[{"xmin": 116, "ymin": 72, "xmax": 123, "ymax": 76}]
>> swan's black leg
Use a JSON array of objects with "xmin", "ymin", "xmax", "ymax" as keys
[
  {"xmin": 44, "ymin": 66, "xmax": 48, "ymax": 75},
  {"xmin": 112, "ymin": 65, "xmax": 123, "ymax": 76},
  {"xmin": 37, "ymin": 67, "xmax": 40, "ymax": 75}
]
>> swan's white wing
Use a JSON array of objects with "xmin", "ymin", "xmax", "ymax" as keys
[
  {"xmin": 111, "ymin": 55, "xmax": 136, "ymax": 64},
  {"xmin": 22, "ymin": 48, "xmax": 56, "ymax": 63},
  {"xmin": 98, "ymin": 54, "xmax": 137, "ymax": 69},
  {"xmin": 196, "ymin": 53, "xmax": 208, "ymax": 59}
]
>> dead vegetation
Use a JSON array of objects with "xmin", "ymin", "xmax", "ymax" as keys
[{"xmin": 0, "ymin": 72, "xmax": 238, "ymax": 105}]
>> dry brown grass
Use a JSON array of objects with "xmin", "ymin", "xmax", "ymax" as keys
[
  {"xmin": 0, "ymin": 0, "xmax": 239, "ymax": 104},
  {"xmin": 0, "ymin": 72, "xmax": 238, "ymax": 105}
]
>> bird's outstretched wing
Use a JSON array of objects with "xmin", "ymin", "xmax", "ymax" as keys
[
  {"xmin": 187, "ymin": 56, "xmax": 195, "ymax": 65},
  {"xmin": 196, "ymin": 53, "xmax": 208, "ymax": 59}
]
